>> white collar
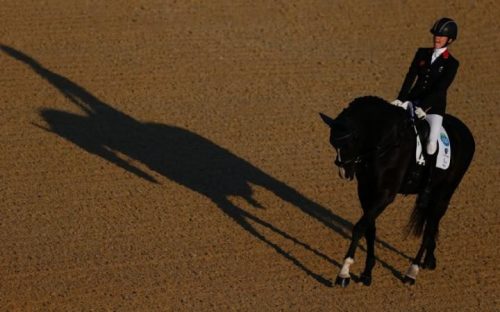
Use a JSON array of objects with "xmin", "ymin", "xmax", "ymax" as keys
[
  {"xmin": 433, "ymin": 47, "xmax": 448, "ymax": 56},
  {"xmin": 431, "ymin": 47, "xmax": 447, "ymax": 63}
]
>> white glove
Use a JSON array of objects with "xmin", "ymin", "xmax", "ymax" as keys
[
  {"xmin": 401, "ymin": 101, "xmax": 411, "ymax": 110},
  {"xmin": 391, "ymin": 99, "xmax": 409, "ymax": 110},
  {"xmin": 415, "ymin": 107, "xmax": 426, "ymax": 119},
  {"xmin": 391, "ymin": 99, "xmax": 403, "ymax": 106}
]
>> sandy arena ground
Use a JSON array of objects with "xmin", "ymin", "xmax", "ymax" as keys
[{"xmin": 1, "ymin": 1, "xmax": 499, "ymax": 311}]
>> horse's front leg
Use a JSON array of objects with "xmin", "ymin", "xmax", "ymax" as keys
[
  {"xmin": 335, "ymin": 215, "xmax": 378, "ymax": 287},
  {"xmin": 336, "ymin": 189, "xmax": 395, "ymax": 287},
  {"xmin": 360, "ymin": 222, "xmax": 376, "ymax": 286}
]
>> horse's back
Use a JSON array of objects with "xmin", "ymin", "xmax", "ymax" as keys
[
  {"xmin": 444, "ymin": 114, "xmax": 475, "ymax": 159},
  {"xmin": 443, "ymin": 114, "xmax": 475, "ymax": 183}
]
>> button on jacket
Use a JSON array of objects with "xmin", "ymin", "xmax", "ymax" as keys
[{"xmin": 397, "ymin": 47, "xmax": 459, "ymax": 115}]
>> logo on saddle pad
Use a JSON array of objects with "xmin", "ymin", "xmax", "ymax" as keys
[
  {"xmin": 437, "ymin": 129, "xmax": 451, "ymax": 169},
  {"xmin": 440, "ymin": 133, "xmax": 450, "ymax": 146}
]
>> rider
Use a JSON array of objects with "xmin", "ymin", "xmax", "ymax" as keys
[{"xmin": 391, "ymin": 17, "xmax": 459, "ymax": 157}]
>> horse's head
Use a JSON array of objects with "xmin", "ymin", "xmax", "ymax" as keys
[{"xmin": 320, "ymin": 112, "xmax": 360, "ymax": 181}]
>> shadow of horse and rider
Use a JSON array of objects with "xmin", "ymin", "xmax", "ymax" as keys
[{"xmin": 2, "ymin": 45, "xmax": 412, "ymax": 286}]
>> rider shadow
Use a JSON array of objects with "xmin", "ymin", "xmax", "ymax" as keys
[{"xmin": 2, "ymin": 44, "xmax": 408, "ymax": 285}]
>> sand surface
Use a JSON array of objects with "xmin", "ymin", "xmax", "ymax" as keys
[{"xmin": 1, "ymin": 1, "xmax": 498, "ymax": 311}]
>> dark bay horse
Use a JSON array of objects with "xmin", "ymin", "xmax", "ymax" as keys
[{"xmin": 320, "ymin": 96, "xmax": 475, "ymax": 287}]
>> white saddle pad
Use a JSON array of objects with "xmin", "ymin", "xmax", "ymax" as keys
[{"xmin": 415, "ymin": 124, "xmax": 451, "ymax": 170}]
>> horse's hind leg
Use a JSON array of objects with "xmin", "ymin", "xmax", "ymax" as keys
[
  {"xmin": 422, "ymin": 197, "xmax": 450, "ymax": 270},
  {"xmin": 404, "ymin": 194, "xmax": 450, "ymax": 283}
]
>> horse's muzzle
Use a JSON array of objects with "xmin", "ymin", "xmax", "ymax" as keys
[{"xmin": 336, "ymin": 161, "xmax": 355, "ymax": 181}]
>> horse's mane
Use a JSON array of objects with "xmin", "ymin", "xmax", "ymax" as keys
[
  {"xmin": 349, "ymin": 96, "xmax": 389, "ymax": 107},
  {"xmin": 344, "ymin": 96, "xmax": 408, "ymax": 123}
]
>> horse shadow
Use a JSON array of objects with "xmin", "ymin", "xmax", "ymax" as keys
[{"xmin": 1, "ymin": 44, "xmax": 409, "ymax": 285}]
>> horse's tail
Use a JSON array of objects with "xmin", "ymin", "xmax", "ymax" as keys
[{"xmin": 406, "ymin": 191, "xmax": 431, "ymax": 237}]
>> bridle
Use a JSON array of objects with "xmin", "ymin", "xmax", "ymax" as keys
[
  {"xmin": 334, "ymin": 147, "xmax": 362, "ymax": 167},
  {"xmin": 333, "ymin": 123, "xmax": 407, "ymax": 169},
  {"xmin": 335, "ymin": 143, "xmax": 398, "ymax": 168}
]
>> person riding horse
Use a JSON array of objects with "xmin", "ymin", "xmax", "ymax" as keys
[
  {"xmin": 391, "ymin": 17, "xmax": 459, "ymax": 159},
  {"xmin": 320, "ymin": 18, "xmax": 473, "ymax": 287}
]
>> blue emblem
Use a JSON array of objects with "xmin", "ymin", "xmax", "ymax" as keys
[{"xmin": 440, "ymin": 133, "xmax": 450, "ymax": 146}]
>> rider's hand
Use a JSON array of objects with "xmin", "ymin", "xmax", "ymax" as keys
[{"xmin": 415, "ymin": 107, "xmax": 426, "ymax": 119}]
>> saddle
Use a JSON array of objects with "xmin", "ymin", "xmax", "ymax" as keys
[{"xmin": 414, "ymin": 115, "xmax": 451, "ymax": 170}]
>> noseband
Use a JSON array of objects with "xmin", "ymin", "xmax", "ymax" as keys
[{"xmin": 334, "ymin": 148, "xmax": 362, "ymax": 167}]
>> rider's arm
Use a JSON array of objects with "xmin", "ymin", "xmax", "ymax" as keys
[{"xmin": 397, "ymin": 49, "xmax": 421, "ymax": 101}]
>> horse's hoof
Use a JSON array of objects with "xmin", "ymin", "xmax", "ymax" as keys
[
  {"xmin": 422, "ymin": 262, "xmax": 436, "ymax": 270},
  {"xmin": 422, "ymin": 258, "xmax": 436, "ymax": 270},
  {"xmin": 360, "ymin": 273, "xmax": 372, "ymax": 286},
  {"xmin": 335, "ymin": 276, "xmax": 351, "ymax": 288},
  {"xmin": 403, "ymin": 275, "xmax": 416, "ymax": 285}
]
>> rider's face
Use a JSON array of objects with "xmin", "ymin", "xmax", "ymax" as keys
[{"xmin": 434, "ymin": 35, "xmax": 450, "ymax": 49}]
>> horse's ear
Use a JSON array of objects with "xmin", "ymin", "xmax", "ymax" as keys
[{"xmin": 319, "ymin": 113, "xmax": 336, "ymax": 127}]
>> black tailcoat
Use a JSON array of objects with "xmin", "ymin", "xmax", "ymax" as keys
[{"xmin": 397, "ymin": 48, "xmax": 459, "ymax": 115}]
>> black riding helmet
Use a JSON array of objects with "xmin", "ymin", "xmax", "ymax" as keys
[{"xmin": 430, "ymin": 17, "xmax": 458, "ymax": 40}]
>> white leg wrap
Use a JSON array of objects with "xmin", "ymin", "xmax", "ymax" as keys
[
  {"xmin": 405, "ymin": 264, "xmax": 420, "ymax": 279},
  {"xmin": 338, "ymin": 257, "xmax": 354, "ymax": 278},
  {"xmin": 425, "ymin": 114, "xmax": 443, "ymax": 155}
]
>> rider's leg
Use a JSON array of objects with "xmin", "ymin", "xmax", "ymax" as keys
[
  {"xmin": 425, "ymin": 114, "xmax": 443, "ymax": 155},
  {"xmin": 417, "ymin": 113, "xmax": 443, "ymax": 209}
]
